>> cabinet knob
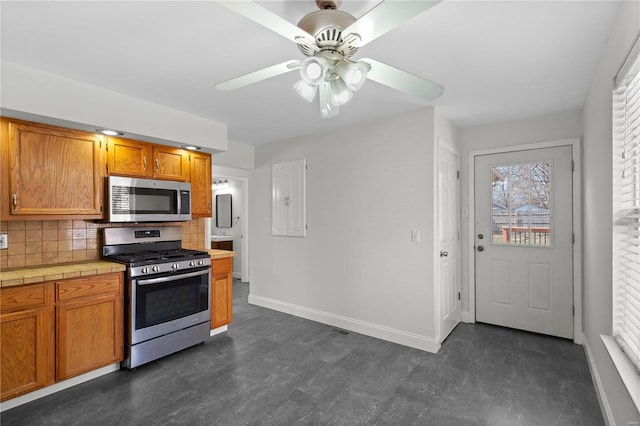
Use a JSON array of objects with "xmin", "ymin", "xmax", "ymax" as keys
[
  {"xmin": 143, "ymin": 156, "xmax": 147, "ymax": 170},
  {"xmin": 155, "ymin": 158, "xmax": 159, "ymax": 172},
  {"xmin": 12, "ymin": 194, "xmax": 17, "ymax": 211}
]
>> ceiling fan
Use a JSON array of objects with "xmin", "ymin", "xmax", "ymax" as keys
[{"xmin": 215, "ymin": 0, "xmax": 444, "ymax": 118}]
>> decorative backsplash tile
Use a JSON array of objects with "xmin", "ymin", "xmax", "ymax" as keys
[{"xmin": 0, "ymin": 218, "xmax": 206, "ymax": 270}]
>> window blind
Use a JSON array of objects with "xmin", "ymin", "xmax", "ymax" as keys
[{"xmin": 614, "ymin": 57, "xmax": 640, "ymax": 372}]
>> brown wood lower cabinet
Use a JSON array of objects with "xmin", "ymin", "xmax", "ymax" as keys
[
  {"xmin": 0, "ymin": 272, "xmax": 124, "ymax": 401},
  {"xmin": 55, "ymin": 273, "xmax": 124, "ymax": 380},
  {"xmin": 211, "ymin": 257, "xmax": 233, "ymax": 329},
  {"xmin": 0, "ymin": 284, "xmax": 54, "ymax": 402},
  {"xmin": 211, "ymin": 240, "xmax": 233, "ymax": 251}
]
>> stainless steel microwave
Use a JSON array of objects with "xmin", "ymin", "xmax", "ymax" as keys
[{"xmin": 107, "ymin": 176, "xmax": 191, "ymax": 222}]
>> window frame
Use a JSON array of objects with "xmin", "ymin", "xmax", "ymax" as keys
[{"xmin": 605, "ymin": 33, "xmax": 640, "ymax": 413}]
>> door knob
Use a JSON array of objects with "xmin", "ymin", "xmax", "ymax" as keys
[
  {"xmin": 477, "ymin": 233, "xmax": 484, "ymax": 240},
  {"xmin": 440, "ymin": 251, "xmax": 448, "ymax": 257},
  {"xmin": 477, "ymin": 245, "xmax": 484, "ymax": 252}
]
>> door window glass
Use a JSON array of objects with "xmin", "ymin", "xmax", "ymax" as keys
[{"xmin": 491, "ymin": 162, "xmax": 552, "ymax": 247}]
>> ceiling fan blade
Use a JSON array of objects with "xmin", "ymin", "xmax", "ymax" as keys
[
  {"xmin": 215, "ymin": 60, "xmax": 301, "ymax": 91},
  {"xmin": 360, "ymin": 58, "xmax": 443, "ymax": 101},
  {"xmin": 344, "ymin": 0, "xmax": 442, "ymax": 47},
  {"xmin": 216, "ymin": 1, "xmax": 314, "ymax": 44}
]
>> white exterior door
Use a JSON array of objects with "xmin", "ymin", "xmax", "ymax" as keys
[
  {"xmin": 474, "ymin": 146, "xmax": 573, "ymax": 339},
  {"xmin": 438, "ymin": 143, "xmax": 461, "ymax": 341}
]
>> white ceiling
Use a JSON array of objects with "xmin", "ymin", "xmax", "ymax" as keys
[{"xmin": 0, "ymin": 1, "xmax": 621, "ymax": 146}]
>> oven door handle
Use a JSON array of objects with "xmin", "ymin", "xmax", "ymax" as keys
[{"xmin": 136, "ymin": 269, "xmax": 210, "ymax": 286}]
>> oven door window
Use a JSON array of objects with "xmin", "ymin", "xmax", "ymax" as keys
[{"xmin": 135, "ymin": 272, "xmax": 208, "ymax": 329}]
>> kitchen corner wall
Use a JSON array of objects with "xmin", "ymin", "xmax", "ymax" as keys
[
  {"xmin": 249, "ymin": 108, "xmax": 443, "ymax": 351},
  {"xmin": 0, "ymin": 218, "xmax": 206, "ymax": 269}
]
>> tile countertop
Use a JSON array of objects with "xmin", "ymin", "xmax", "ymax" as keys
[
  {"xmin": 1, "ymin": 251, "xmax": 236, "ymax": 288},
  {"xmin": 207, "ymin": 249, "xmax": 237, "ymax": 259},
  {"xmin": 0, "ymin": 260, "xmax": 127, "ymax": 288}
]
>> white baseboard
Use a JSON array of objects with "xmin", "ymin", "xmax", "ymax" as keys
[
  {"xmin": 248, "ymin": 295, "xmax": 440, "ymax": 353},
  {"xmin": 462, "ymin": 311, "xmax": 474, "ymax": 323},
  {"xmin": 210, "ymin": 325, "xmax": 228, "ymax": 337},
  {"xmin": 0, "ymin": 363, "xmax": 120, "ymax": 412},
  {"xmin": 583, "ymin": 333, "xmax": 615, "ymax": 425}
]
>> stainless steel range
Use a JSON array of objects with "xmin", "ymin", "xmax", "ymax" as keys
[{"xmin": 102, "ymin": 227, "xmax": 211, "ymax": 369}]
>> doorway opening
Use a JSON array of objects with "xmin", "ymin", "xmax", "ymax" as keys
[{"xmin": 467, "ymin": 139, "xmax": 582, "ymax": 343}]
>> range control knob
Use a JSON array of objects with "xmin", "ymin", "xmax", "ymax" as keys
[
  {"xmin": 141, "ymin": 267, "xmax": 149, "ymax": 274},
  {"xmin": 189, "ymin": 260, "xmax": 196, "ymax": 267},
  {"xmin": 152, "ymin": 265, "xmax": 159, "ymax": 273},
  {"xmin": 198, "ymin": 260, "xmax": 204, "ymax": 266},
  {"xmin": 172, "ymin": 263, "xmax": 179, "ymax": 269}
]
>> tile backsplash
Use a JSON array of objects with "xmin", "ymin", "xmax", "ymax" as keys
[{"xmin": 0, "ymin": 218, "xmax": 206, "ymax": 269}]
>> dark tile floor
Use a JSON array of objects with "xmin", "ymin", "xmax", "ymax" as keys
[{"xmin": 1, "ymin": 280, "xmax": 604, "ymax": 425}]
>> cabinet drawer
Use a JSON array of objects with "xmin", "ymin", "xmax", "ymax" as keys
[
  {"xmin": 212, "ymin": 257, "xmax": 232, "ymax": 274},
  {"xmin": 1, "ymin": 284, "xmax": 47, "ymax": 311},
  {"xmin": 56, "ymin": 273, "xmax": 122, "ymax": 302}
]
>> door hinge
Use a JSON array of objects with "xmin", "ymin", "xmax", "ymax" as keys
[
  {"xmin": 458, "ymin": 292, "xmax": 461, "ymax": 301},
  {"xmin": 572, "ymin": 233, "xmax": 575, "ymax": 244},
  {"xmin": 457, "ymin": 170, "xmax": 460, "ymax": 179},
  {"xmin": 106, "ymin": 162, "xmax": 109, "ymax": 174},
  {"xmin": 573, "ymin": 305, "xmax": 575, "ymax": 316},
  {"xmin": 571, "ymin": 160, "xmax": 575, "ymax": 172}
]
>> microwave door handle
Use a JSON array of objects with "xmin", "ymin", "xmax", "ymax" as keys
[
  {"xmin": 177, "ymin": 190, "xmax": 181, "ymax": 214},
  {"xmin": 136, "ymin": 269, "xmax": 210, "ymax": 286}
]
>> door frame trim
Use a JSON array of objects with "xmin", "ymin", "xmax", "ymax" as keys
[
  {"xmin": 466, "ymin": 138, "xmax": 582, "ymax": 344},
  {"xmin": 435, "ymin": 137, "xmax": 462, "ymax": 344}
]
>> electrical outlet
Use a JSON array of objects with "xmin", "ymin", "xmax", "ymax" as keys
[
  {"xmin": 411, "ymin": 229, "xmax": 421, "ymax": 243},
  {"xmin": 0, "ymin": 234, "xmax": 7, "ymax": 249}
]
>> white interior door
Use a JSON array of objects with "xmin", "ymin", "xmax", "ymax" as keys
[
  {"xmin": 474, "ymin": 146, "xmax": 573, "ymax": 339},
  {"xmin": 438, "ymin": 143, "xmax": 461, "ymax": 341}
]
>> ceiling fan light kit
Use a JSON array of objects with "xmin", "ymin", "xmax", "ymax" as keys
[
  {"xmin": 294, "ymin": 79, "xmax": 318, "ymax": 102},
  {"xmin": 215, "ymin": 0, "xmax": 444, "ymax": 119}
]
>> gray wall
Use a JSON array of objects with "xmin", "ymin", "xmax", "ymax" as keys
[{"xmin": 248, "ymin": 108, "xmax": 458, "ymax": 350}]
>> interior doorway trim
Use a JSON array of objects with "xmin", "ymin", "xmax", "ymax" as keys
[
  {"xmin": 467, "ymin": 138, "xmax": 582, "ymax": 344},
  {"xmin": 207, "ymin": 166, "xmax": 250, "ymax": 283}
]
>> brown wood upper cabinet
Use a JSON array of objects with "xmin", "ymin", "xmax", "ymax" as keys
[
  {"xmin": 3, "ymin": 118, "xmax": 104, "ymax": 219},
  {"xmin": 190, "ymin": 151, "xmax": 212, "ymax": 217},
  {"xmin": 107, "ymin": 137, "xmax": 189, "ymax": 182}
]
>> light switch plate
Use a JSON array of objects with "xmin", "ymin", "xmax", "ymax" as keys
[
  {"xmin": 0, "ymin": 234, "xmax": 7, "ymax": 249},
  {"xmin": 411, "ymin": 229, "xmax": 420, "ymax": 243}
]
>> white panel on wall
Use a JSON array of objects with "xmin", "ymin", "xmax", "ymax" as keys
[{"xmin": 272, "ymin": 159, "xmax": 306, "ymax": 237}]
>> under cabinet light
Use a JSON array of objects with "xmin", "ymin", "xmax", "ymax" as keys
[
  {"xmin": 182, "ymin": 145, "xmax": 201, "ymax": 151},
  {"xmin": 96, "ymin": 129, "xmax": 123, "ymax": 136}
]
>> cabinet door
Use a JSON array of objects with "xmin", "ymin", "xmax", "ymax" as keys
[
  {"xmin": 8, "ymin": 120, "xmax": 104, "ymax": 217},
  {"xmin": 107, "ymin": 136, "xmax": 152, "ymax": 178},
  {"xmin": 55, "ymin": 274, "xmax": 123, "ymax": 380},
  {"xmin": 190, "ymin": 152, "xmax": 212, "ymax": 218},
  {"xmin": 211, "ymin": 257, "xmax": 233, "ymax": 329},
  {"xmin": 0, "ymin": 284, "xmax": 54, "ymax": 402},
  {"xmin": 153, "ymin": 146, "xmax": 189, "ymax": 181},
  {"xmin": 272, "ymin": 159, "xmax": 306, "ymax": 237}
]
